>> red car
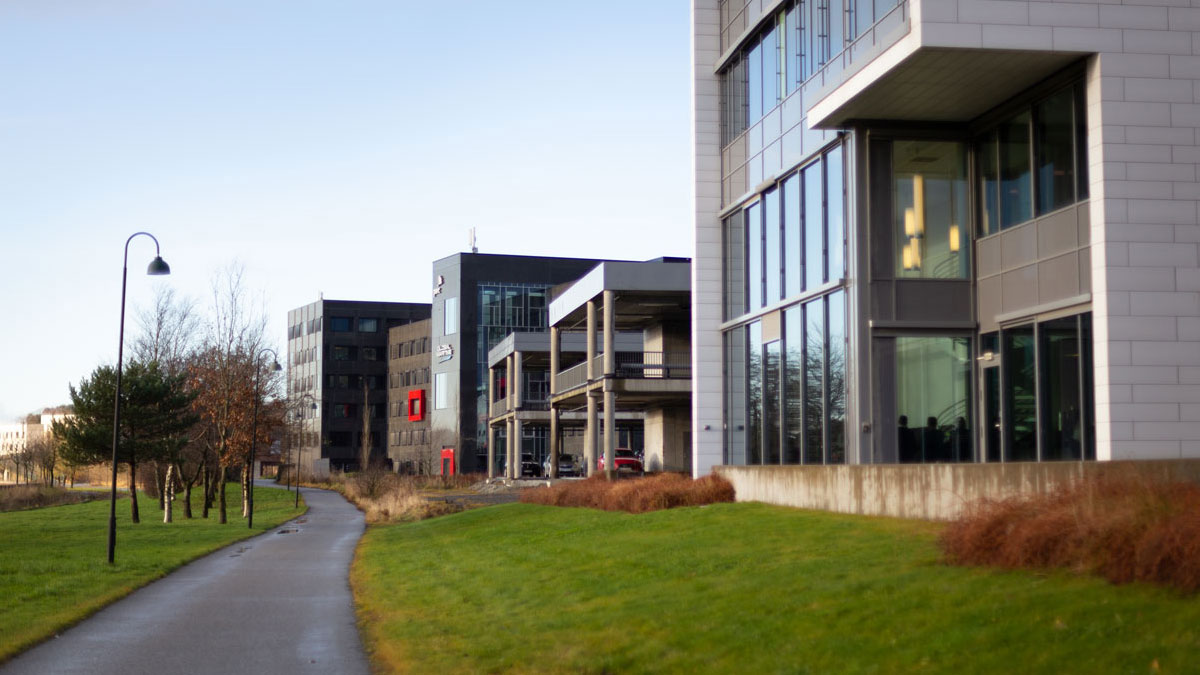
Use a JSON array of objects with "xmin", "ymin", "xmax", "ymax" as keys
[{"xmin": 597, "ymin": 448, "xmax": 643, "ymax": 473}]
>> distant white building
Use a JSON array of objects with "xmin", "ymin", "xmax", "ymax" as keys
[{"xmin": 0, "ymin": 408, "xmax": 73, "ymax": 482}]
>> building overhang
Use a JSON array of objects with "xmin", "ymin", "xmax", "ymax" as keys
[
  {"xmin": 549, "ymin": 260, "xmax": 692, "ymax": 329},
  {"xmin": 809, "ymin": 46, "xmax": 1085, "ymax": 129}
]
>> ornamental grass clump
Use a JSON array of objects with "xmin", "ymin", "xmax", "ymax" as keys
[
  {"xmin": 521, "ymin": 473, "xmax": 735, "ymax": 514},
  {"xmin": 940, "ymin": 475, "xmax": 1200, "ymax": 593}
]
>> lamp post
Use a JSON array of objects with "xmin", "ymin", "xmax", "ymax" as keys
[
  {"xmin": 109, "ymin": 232, "xmax": 170, "ymax": 564},
  {"xmin": 247, "ymin": 348, "xmax": 281, "ymax": 529},
  {"xmin": 292, "ymin": 393, "xmax": 317, "ymax": 509}
]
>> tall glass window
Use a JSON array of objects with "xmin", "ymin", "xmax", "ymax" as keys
[
  {"xmin": 784, "ymin": 306, "xmax": 803, "ymax": 463},
  {"xmin": 747, "ymin": 322, "xmax": 763, "ymax": 464},
  {"xmin": 1040, "ymin": 317, "xmax": 1084, "ymax": 461},
  {"xmin": 762, "ymin": 25, "xmax": 779, "ymax": 113},
  {"xmin": 826, "ymin": 145, "xmax": 845, "ymax": 282},
  {"xmin": 724, "ymin": 211, "xmax": 747, "ymax": 319},
  {"xmin": 804, "ymin": 161, "xmax": 824, "ymax": 290},
  {"xmin": 893, "ymin": 140, "xmax": 969, "ymax": 279},
  {"xmin": 1035, "ymin": 88, "xmax": 1076, "ymax": 215},
  {"xmin": 895, "ymin": 337, "xmax": 971, "ymax": 463},
  {"xmin": 1000, "ymin": 111, "xmax": 1033, "ymax": 229},
  {"xmin": 747, "ymin": 202, "xmax": 763, "ymax": 309},
  {"xmin": 443, "ymin": 297, "xmax": 458, "ymax": 336},
  {"xmin": 764, "ymin": 340, "xmax": 782, "ymax": 464},
  {"xmin": 786, "ymin": 4, "xmax": 802, "ymax": 93},
  {"xmin": 765, "ymin": 188, "xmax": 781, "ymax": 304},
  {"xmin": 978, "ymin": 136, "xmax": 1000, "ymax": 236},
  {"xmin": 748, "ymin": 41, "xmax": 763, "ymax": 123},
  {"xmin": 827, "ymin": 290, "xmax": 846, "ymax": 463},
  {"xmin": 1004, "ymin": 326, "xmax": 1037, "ymax": 461},
  {"xmin": 804, "ymin": 298, "xmax": 824, "ymax": 464},
  {"xmin": 725, "ymin": 328, "xmax": 748, "ymax": 465},
  {"xmin": 783, "ymin": 173, "xmax": 801, "ymax": 298}
]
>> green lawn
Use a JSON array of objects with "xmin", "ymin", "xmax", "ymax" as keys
[
  {"xmin": 352, "ymin": 502, "xmax": 1200, "ymax": 674},
  {"xmin": 0, "ymin": 485, "xmax": 305, "ymax": 662}
]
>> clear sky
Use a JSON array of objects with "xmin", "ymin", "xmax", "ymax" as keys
[{"xmin": 0, "ymin": 1, "xmax": 693, "ymax": 421}]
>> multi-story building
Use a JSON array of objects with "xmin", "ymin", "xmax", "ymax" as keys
[
  {"xmin": 428, "ymin": 253, "xmax": 619, "ymax": 474},
  {"xmin": 692, "ymin": 0, "xmax": 1200, "ymax": 476},
  {"xmin": 287, "ymin": 298, "xmax": 430, "ymax": 473},
  {"xmin": 386, "ymin": 319, "xmax": 433, "ymax": 473}
]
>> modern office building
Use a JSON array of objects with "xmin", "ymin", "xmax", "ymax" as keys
[
  {"xmin": 386, "ymin": 319, "xmax": 433, "ymax": 473},
  {"xmin": 287, "ymin": 298, "xmax": 430, "ymax": 473},
  {"xmin": 692, "ymin": 0, "xmax": 1200, "ymax": 476},
  {"xmin": 429, "ymin": 253, "xmax": 618, "ymax": 474}
]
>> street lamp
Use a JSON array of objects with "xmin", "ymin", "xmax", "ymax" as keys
[
  {"xmin": 291, "ymin": 393, "xmax": 317, "ymax": 509},
  {"xmin": 248, "ymin": 348, "xmax": 281, "ymax": 529},
  {"xmin": 109, "ymin": 232, "xmax": 170, "ymax": 564}
]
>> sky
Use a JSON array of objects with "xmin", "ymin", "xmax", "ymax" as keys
[{"xmin": 0, "ymin": 1, "xmax": 694, "ymax": 421}]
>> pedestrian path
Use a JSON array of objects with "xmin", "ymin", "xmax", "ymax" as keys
[{"xmin": 1, "ymin": 485, "xmax": 369, "ymax": 675}]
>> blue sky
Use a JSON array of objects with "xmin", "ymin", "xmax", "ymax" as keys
[{"xmin": 0, "ymin": 1, "xmax": 693, "ymax": 420}]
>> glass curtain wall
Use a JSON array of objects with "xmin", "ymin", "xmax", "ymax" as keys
[{"xmin": 723, "ymin": 143, "xmax": 846, "ymax": 467}]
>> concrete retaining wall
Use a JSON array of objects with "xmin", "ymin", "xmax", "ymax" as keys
[{"xmin": 714, "ymin": 460, "xmax": 1200, "ymax": 521}]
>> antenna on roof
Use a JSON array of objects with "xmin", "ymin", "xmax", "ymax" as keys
[{"xmin": 469, "ymin": 227, "xmax": 478, "ymax": 254}]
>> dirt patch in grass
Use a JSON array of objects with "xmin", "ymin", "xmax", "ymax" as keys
[
  {"xmin": 941, "ymin": 475, "xmax": 1200, "ymax": 593},
  {"xmin": 520, "ymin": 473, "xmax": 735, "ymax": 513},
  {"xmin": 0, "ymin": 485, "xmax": 108, "ymax": 512}
]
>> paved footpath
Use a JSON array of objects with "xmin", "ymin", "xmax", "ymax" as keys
[{"xmin": 1, "ymin": 484, "xmax": 369, "ymax": 675}]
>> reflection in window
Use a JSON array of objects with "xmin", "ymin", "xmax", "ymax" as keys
[
  {"xmin": 724, "ymin": 210, "xmax": 747, "ymax": 319},
  {"xmin": 1000, "ymin": 111, "xmax": 1032, "ymax": 230},
  {"xmin": 764, "ymin": 340, "xmax": 781, "ymax": 464},
  {"xmin": 1035, "ymin": 88, "xmax": 1077, "ymax": 215},
  {"xmin": 804, "ymin": 299, "xmax": 824, "ymax": 464},
  {"xmin": 1040, "ymin": 318, "xmax": 1084, "ymax": 460},
  {"xmin": 827, "ymin": 290, "xmax": 846, "ymax": 463},
  {"xmin": 896, "ymin": 337, "xmax": 972, "ymax": 463},
  {"xmin": 747, "ymin": 202, "xmax": 763, "ymax": 309},
  {"xmin": 1004, "ymin": 326, "xmax": 1037, "ymax": 461},
  {"xmin": 358, "ymin": 318, "xmax": 378, "ymax": 332},
  {"xmin": 893, "ymin": 140, "xmax": 969, "ymax": 279},
  {"xmin": 784, "ymin": 306, "xmax": 803, "ymax": 463},
  {"xmin": 765, "ymin": 189, "xmax": 781, "ymax": 304},
  {"xmin": 804, "ymin": 161, "xmax": 824, "ymax": 290},
  {"xmin": 724, "ymin": 328, "xmax": 747, "ymax": 466},
  {"xmin": 747, "ymin": 322, "xmax": 763, "ymax": 464},
  {"xmin": 827, "ymin": 145, "xmax": 845, "ymax": 283},
  {"xmin": 783, "ymin": 174, "xmax": 801, "ymax": 299}
]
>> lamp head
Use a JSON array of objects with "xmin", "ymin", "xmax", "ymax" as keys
[
  {"xmin": 272, "ymin": 360, "xmax": 282, "ymax": 372},
  {"xmin": 147, "ymin": 256, "xmax": 171, "ymax": 276}
]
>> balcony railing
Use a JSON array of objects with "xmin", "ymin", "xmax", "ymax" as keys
[{"xmin": 614, "ymin": 351, "xmax": 692, "ymax": 379}]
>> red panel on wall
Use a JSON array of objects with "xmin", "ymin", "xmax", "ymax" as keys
[
  {"xmin": 407, "ymin": 389, "xmax": 425, "ymax": 422},
  {"xmin": 440, "ymin": 448, "xmax": 455, "ymax": 476}
]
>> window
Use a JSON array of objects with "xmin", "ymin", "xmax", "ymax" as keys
[
  {"xmin": 362, "ymin": 347, "xmax": 379, "ymax": 361},
  {"xmin": 330, "ymin": 317, "xmax": 352, "ymax": 332},
  {"xmin": 764, "ymin": 188, "xmax": 781, "ymax": 304},
  {"xmin": 332, "ymin": 404, "xmax": 356, "ymax": 419},
  {"xmin": 358, "ymin": 318, "xmax": 378, "ymax": 332},
  {"xmin": 331, "ymin": 346, "xmax": 355, "ymax": 361},
  {"xmin": 803, "ymin": 160, "xmax": 824, "ymax": 289},
  {"xmin": 444, "ymin": 297, "xmax": 458, "ymax": 335},
  {"xmin": 747, "ymin": 202, "xmax": 763, "ymax": 309},
  {"xmin": 434, "ymin": 372, "xmax": 448, "ymax": 410},
  {"xmin": 893, "ymin": 140, "xmax": 969, "ymax": 279},
  {"xmin": 977, "ymin": 81, "xmax": 1088, "ymax": 235},
  {"xmin": 895, "ymin": 337, "xmax": 972, "ymax": 463}
]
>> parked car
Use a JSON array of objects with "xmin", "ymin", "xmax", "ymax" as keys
[
  {"xmin": 542, "ymin": 453, "xmax": 579, "ymax": 477},
  {"xmin": 520, "ymin": 460, "xmax": 543, "ymax": 478},
  {"xmin": 597, "ymin": 448, "xmax": 643, "ymax": 473}
]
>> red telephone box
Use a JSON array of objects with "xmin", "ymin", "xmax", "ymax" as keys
[{"xmin": 440, "ymin": 448, "xmax": 455, "ymax": 476}]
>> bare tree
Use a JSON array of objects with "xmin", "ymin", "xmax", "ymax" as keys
[{"xmin": 131, "ymin": 286, "xmax": 201, "ymax": 377}]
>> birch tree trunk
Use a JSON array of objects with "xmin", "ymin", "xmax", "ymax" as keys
[{"xmin": 163, "ymin": 463, "xmax": 175, "ymax": 523}]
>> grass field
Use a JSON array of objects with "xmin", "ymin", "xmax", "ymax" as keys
[
  {"xmin": 0, "ymin": 485, "xmax": 305, "ymax": 662},
  {"xmin": 352, "ymin": 502, "xmax": 1200, "ymax": 674}
]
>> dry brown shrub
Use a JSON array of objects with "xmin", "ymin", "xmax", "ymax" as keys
[
  {"xmin": 520, "ymin": 473, "xmax": 735, "ymax": 514},
  {"xmin": 941, "ymin": 475, "xmax": 1200, "ymax": 593}
]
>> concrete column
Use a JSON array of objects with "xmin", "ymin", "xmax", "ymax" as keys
[
  {"xmin": 603, "ymin": 290, "xmax": 616, "ymax": 480},
  {"xmin": 506, "ymin": 354, "xmax": 515, "ymax": 409},
  {"xmin": 513, "ymin": 418, "xmax": 523, "ymax": 478},
  {"xmin": 586, "ymin": 300, "xmax": 597, "ymax": 381},
  {"xmin": 487, "ymin": 364, "xmax": 495, "ymax": 419},
  {"xmin": 513, "ymin": 351, "xmax": 523, "ymax": 411},
  {"xmin": 586, "ymin": 391, "xmax": 598, "ymax": 477},
  {"xmin": 603, "ymin": 290, "xmax": 615, "ymax": 376},
  {"xmin": 604, "ymin": 387, "xmax": 616, "ymax": 481},
  {"xmin": 486, "ymin": 422, "xmax": 496, "ymax": 479},
  {"xmin": 549, "ymin": 405, "xmax": 560, "ymax": 479},
  {"xmin": 550, "ymin": 326, "xmax": 560, "ymax": 395},
  {"xmin": 506, "ymin": 417, "xmax": 516, "ymax": 479}
]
